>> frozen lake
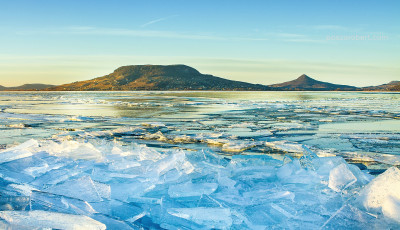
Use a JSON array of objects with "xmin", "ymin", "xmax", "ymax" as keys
[{"xmin": 0, "ymin": 91, "xmax": 399, "ymax": 229}]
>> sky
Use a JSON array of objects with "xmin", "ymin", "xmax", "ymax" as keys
[{"xmin": 0, "ymin": 0, "xmax": 399, "ymax": 87}]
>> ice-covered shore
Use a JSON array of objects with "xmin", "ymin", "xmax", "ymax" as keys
[{"xmin": 0, "ymin": 139, "xmax": 399, "ymax": 229}]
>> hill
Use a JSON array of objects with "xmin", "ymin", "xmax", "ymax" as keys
[
  {"xmin": 0, "ymin": 84, "xmax": 55, "ymax": 91},
  {"xmin": 46, "ymin": 65, "xmax": 270, "ymax": 91},
  {"xmin": 362, "ymin": 81, "xmax": 400, "ymax": 91},
  {"xmin": 268, "ymin": 74, "xmax": 358, "ymax": 91}
]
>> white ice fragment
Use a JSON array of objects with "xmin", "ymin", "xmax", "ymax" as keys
[
  {"xmin": 299, "ymin": 145, "xmax": 320, "ymax": 170},
  {"xmin": 126, "ymin": 211, "xmax": 147, "ymax": 223},
  {"xmin": 222, "ymin": 142, "xmax": 256, "ymax": 152},
  {"xmin": 136, "ymin": 145, "xmax": 164, "ymax": 161},
  {"xmin": 358, "ymin": 167, "xmax": 400, "ymax": 217},
  {"xmin": 154, "ymin": 150, "xmax": 194, "ymax": 175},
  {"xmin": 108, "ymin": 159, "xmax": 141, "ymax": 171},
  {"xmin": 45, "ymin": 141, "xmax": 103, "ymax": 161},
  {"xmin": 168, "ymin": 182, "xmax": 218, "ymax": 197},
  {"xmin": 276, "ymin": 159, "xmax": 302, "ymax": 180},
  {"xmin": 111, "ymin": 181, "xmax": 157, "ymax": 202},
  {"xmin": 93, "ymin": 180, "xmax": 111, "ymax": 200},
  {"xmin": 270, "ymin": 203, "xmax": 295, "ymax": 218},
  {"xmin": 205, "ymin": 138, "xmax": 229, "ymax": 146},
  {"xmin": 265, "ymin": 140, "xmax": 303, "ymax": 153},
  {"xmin": 23, "ymin": 163, "xmax": 49, "ymax": 178},
  {"xmin": 0, "ymin": 210, "xmax": 106, "ymax": 230},
  {"xmin": 173, "ymin": 135, "xmax": 196, "ymax": 143},
  {"xmin": 268, "ymin": 191, "xmax": 295, "ymax": 201},
  {"xmin": 31, "ymin": 191, "xmax": 97, "ymax": 215},
  {"xmin": 7, "ymin": 123, "xmax": 27, "ymax": 128},
  {"xmin": 382, "ymin": 196, "xmax": 400, "ymax": 223},
  {"xmin": 142, "ymin": 131, "xmax": 168, "ymax": 142},
  {"xmin": 45, "ymin": 175, "xmax": 103, "ymax": 202},
  {"xmin": 110, "ymin": 146, "xmax": 135, "ymax": 157},
  {"xmin": 0, "ymin": 139, "xmax": 38, "ymax": 164},
  {"xmin": 328, "ymin": 163, "xmax": 357, "ymax": 192},
  {"xmin": 7, "ymin": 184, "xmax": 39, "ymax": 196},
  {"xmin": 141, "ymin": 122, "xmax": 165, "ymax": 127},
  {"xmin": 168, "ymin": 207, "xmax": 232, "ymax": 229},
  {"xmin": 111, "ymin": 126, "xmax": 143, "ymax": 135}
]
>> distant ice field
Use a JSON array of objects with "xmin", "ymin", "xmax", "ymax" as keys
[{"xmin": 0, "ymin": 91, "xmax": 399, "ymax": 229}]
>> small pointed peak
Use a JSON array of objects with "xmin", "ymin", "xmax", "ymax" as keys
[
  {"xmin": 298, "ymin": 74, "xmax": 310, "ymax": 79},
  {"xmin": 296, "ymin": 74, "xmax": 315, "ymax": 81}
]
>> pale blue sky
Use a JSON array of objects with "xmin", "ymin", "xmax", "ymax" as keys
[{"xmin": 0, "ymin": 0, "xmax": 399, "ymax": 87}]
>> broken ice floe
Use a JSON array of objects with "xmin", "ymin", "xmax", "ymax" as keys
[{"xmin": 0, "ymin": 139, "xmax": 399, "ymax": 229}]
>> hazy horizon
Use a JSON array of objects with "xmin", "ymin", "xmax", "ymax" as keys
[{"xmin": 1, "ymin": 0, "xmax": 399, "ymax": 87}]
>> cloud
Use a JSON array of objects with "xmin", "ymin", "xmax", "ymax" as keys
[
  {"xmin": 18, "ymin": 26, "xmax": 224, "ymax": 40},
  {"xmin": 264, "ymin": 32, "xmax": 324, "ymax": 43},
  {"xmin": 283, "ymin": 38, "xmax": 326, "ymax": 43},
  {"xmin": 140, "ymin": 15, "xmax": 179, "ymax": 28},
  {"xmin": 311, "ymin": 25, "xmax": 348, "ymax": 30},
  {"xmin": 296, "ymin": 24, "xmax": 350, "ymax": 31},
  {"xmin": 273, "ymin": 33, "xmax": 306, "ymax": 38},
  {"xmin": 15, "ymin": 26, "xmax": 270, "ymax": 41}
]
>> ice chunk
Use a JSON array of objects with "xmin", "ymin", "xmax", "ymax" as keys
[
  {"xmin": 0, "ymin": 196, "xmax": 30, "ymax": 211},
  {"xmin": 7, "ymin": 123, "xmax": 28, "ymax": 128},
  {"xmin": 142, "ymin": 131, "xmax": 169, "ymax": 142},
  {"xmin": 106, "ymin": 126, "xmax": 144, "ymax": 137},
  {"xmin": 7, "ymin": 183, "xmax": 38, "ymax": 196},
  {"xmin": 328, "ymin": 163, "xmax": 357, "ymax": 192},
  {"xmin": 135, "ymin": 145, "xmax": 164, "ymax": 161},
  {"xmin": 0, "ymin": 210, "xmax": 106, "ymax": 230},
  {"xmin": 382, "ymin": 196, "xmax": 400, "ymax": 223},
  {"xmin": 141, "ymin": 122, "xmax": 165, "ymax": 127},
  {"xmin": 93, "ymin": 181, "xmax": 111, "ymax": 200},
  {"xmin": 108, "ymin": 158, "xmax": 141, "ymax": 171},
  {"xmin": 265, "ymin": 140, "xmax": 303, "ymax": 153},
  {"xmin": 31, "ymin": 191, "xmax": 96, "ymax": 215},
  {"xmin": 167, "ymin": 207, "xmax": 232, "ymax": 229},
  {"xmin": 45, "ymin": 140, "xmax": 103, "ymax": 161},
  {"xmin": 31, "ymin": 162, "xmax": 84, "ymax": 187},
  {"xmin": 168, "ymin": 181, "xmax": 218, "ymax": 197},
  {"xmin": 154, "ymin": 150, "xmax": 194, "ymax": 176},
  {"xmin": 321, "ymin": 204, "xmax": 381, "ymax": 229},
  {"xmin": 230, "ymin": 154, "xmax": 280, "ymax": 167},
  {"xmin": 358, "ymin": 167, "xmax": 400, "ymax": 217},
  {"xmin": 222, "ymin": 142, "xmax": 256, "ymax": 152},
  {"xmin": 0, "ymin": 139, "xmax": 38, "ymax": 164},
  {"xmin": 276, "ymin": 159, "xmax": 302, "ymax": 180},
  {"xmin": 173, "ymin": 135, "xmax": 196, "ymax": 143},
  {"xmin": 299, "ymin": 145, "xmax": 320, "ymax": 170},
  {"xmin": 91, "ymin": 168, "xmax": 138, "ymax": 182},
  {"xmin": 91, "ymin": 213, "xmax": 137, "ymax": 230},
  {"xmin": 90, "ymin": 200, "xmax": 144, "ymax": 221},
  {"xmin": 110, "ymin": 181, "xmax": 157, "ymax": 202},
  {"xmin": 205, "ymin": 138, "xmax": 229, "ymax": 146},
  {"xmin": 45, "ymin": 176, "xmax": 104, "ymax": 202}
]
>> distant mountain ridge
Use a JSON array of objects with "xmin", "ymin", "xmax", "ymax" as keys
[
  {"xmin": 46, "ymin": 65, "xmax": 270, "ymax": 91},
  {"xmin": 2, "ymin": 65, "xmax": 398, "ymax": 91},
  {"xmin": 362, "ymin": 81, "xmax": 400, "ymax": 91},
  {"xmin": 269, "ymin": 74, "xmax": 358, "ymax": 91},
  {"xmin": 0, "ymin": 84, "xmax": 55, "ymax": 91}
]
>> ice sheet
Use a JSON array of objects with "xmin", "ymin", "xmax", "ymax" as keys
[{"xmin": 1, "ymin": 91, "xmax": 400, "ymax": 229}]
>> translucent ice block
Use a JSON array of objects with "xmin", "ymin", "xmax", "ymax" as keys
[{"xmin": 0, "ymin": 210, "xmax": 106, "ymax": 230}]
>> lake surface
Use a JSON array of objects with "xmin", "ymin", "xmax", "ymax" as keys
[
  {"xmin": 1, "ymin": 91, "xmax": 400, "ymax": 229},
  {"xmin": 1, "ymin": 91, "xmax": 399, "ymax": 169}
]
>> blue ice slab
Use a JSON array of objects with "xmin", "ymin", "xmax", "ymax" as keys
[{"xmin": 0, "ymin": 195, "xmax": 30, "ymax": 211}]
